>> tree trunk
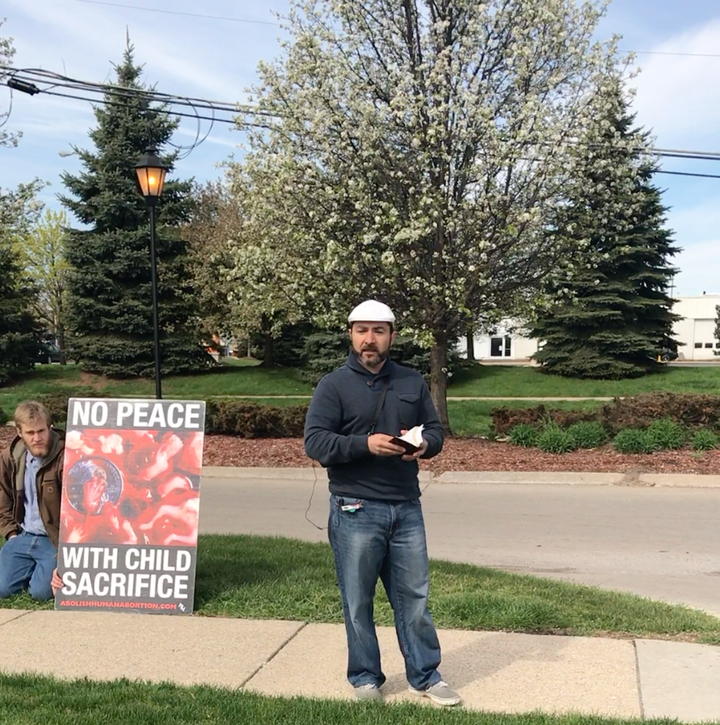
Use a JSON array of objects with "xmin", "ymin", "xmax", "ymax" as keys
[
  {"xmin": 465, "ymin": 326, "xmax": 475, "ymax": 361},
  {"xmin": 57, "ymin": 322, "xmax": 67, "ymax": 366},
  {"xmin": 259, "ymin": 315, "xmax": 275, "ymax": 367},
  {"xmin": 429, "ymin": 334, "xmax": 451, "ymax": 433},
  {"xmin": 263, "ymin": 332, "xmax": 274, "ymax": 367}
]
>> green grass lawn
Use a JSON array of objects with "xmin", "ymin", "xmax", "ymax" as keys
[
  {"xmin": 0, "ymin": 363, "xmax": 313, "ymax": 415},
  {"xmin": 3, "ymin": 362, "xmax": 720, "ymax": 412},
  {"xmin": 448, "ymin": 364, "xmax": 720, "ymax": 398},
  {"xmin": 0, "ymin": 673, "xmax": 676, "ymax": 725},
  {"xmin": 449, "ymin": 400, "xmax": 602, "ymax": 437},
  {"xmin": 2, "ymin": 363, "xmax": 717, "ymax": 436},
  {"xmin": 3, "ymin": 535, "xmax": 718, "ymax": 643},
  {"xmin": 219, "ymin": 356, "xmax": 263, "ymax": 367}
]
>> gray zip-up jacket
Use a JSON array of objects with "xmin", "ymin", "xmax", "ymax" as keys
[{"xmin": 304, "ymin": 353, "xmax": 444, "ymax": 500}]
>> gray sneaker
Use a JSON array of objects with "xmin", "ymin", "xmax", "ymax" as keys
[
  {"xmin": 354, "ymin": 683, "xmax": 383, "ymax": 701},
  {"xmin": 409, "ymin": 681, "xmax": 462, "ymax": 706}
]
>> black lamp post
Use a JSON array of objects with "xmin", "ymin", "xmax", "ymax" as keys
[{"xmin": 135, "ymin": 148, "xmax": 168, "ymax": 399}]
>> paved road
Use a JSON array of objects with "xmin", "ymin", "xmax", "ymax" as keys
[{"xmin": 199, "ymin": 475, "xmax": 720, "ymax": 616}]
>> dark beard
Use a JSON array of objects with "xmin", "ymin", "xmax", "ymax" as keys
[{"xmin": 355, "ymin": 347, "xmax": 389, "ymax": 369}]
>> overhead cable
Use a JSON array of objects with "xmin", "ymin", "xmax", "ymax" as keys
[{"xmin": 2, "ymin": 64, "xmax": 720, "ymax": 174}]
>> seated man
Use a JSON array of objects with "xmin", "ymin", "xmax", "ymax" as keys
[{"xmin": 0, "ymin": 401, "xmax": 63, "ymax": 600}]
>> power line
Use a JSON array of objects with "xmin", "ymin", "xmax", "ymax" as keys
[
  {"xmin": 655, "ymin": 147, "xmax": 720, "ymax": 158},
  {"xmin": 656, "ymin": 170, "xmax": 720, "ymax": 180},
  {"xmin": 62, "ymin": 2, "xmax": 720, "ymax": 61},
  {"xmin": 6, "ymin": 66, "xmax": 720, "ymax": 160},
  {"xmin": 71, "ymin": 0, "xmax": 282, "ymax": 25},
  {"xmin": 3, "ymin": 66, "xmax": 279, "ymax": 118},
  {"xmin": 39, "ymin": 87, "xmax": 239, "ymax": 125},
  {"xmin": 4, "ymin": 65, "xmax": 720, "ymax": 176},
  {"xmin": 627, "ymin": 50, "xmax": 720, "ymax": 59}
]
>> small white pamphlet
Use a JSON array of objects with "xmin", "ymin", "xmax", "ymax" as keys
[{"xmin": 398, "ymin": 424, "xmax": 424, "ymax": 448}]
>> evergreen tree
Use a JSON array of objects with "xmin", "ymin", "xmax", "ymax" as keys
[
  {"xmin": 529, "ymin": 82, "xmax": 680, "ymax": 379},
  {"xmin": 714, "ymin": 305, "xmax": 720, "ymax": 357},
  {"xmin": 0, "ymin": 229, "xmax": 37, "ymax": 384},
  {"xmin": 0, "ymin": 182, "xmax": 45, "ymax": 384},
  {"xmin": 0, "ymin": 28, "xmax": 43, "ymax": 383},
  {"xmin": 61, "ymin": 46, "xmax": 212, "ymax": 377}
]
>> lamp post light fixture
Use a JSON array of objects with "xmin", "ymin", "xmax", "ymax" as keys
[{"xmin": 135, "ymin": 147, "xmax": 168, "ymax": 399}]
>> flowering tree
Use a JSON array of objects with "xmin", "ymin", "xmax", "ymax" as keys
[
  {"xmin": 182, "ymin": 182, "xmax": 237, "ymax": 343},
  {"xmin": 19, "ymin": 210, "xmax": 72, "ymax": 361},
  {"xmin": 232, "ymin": 0, "xmax": 623, "ymax": 427},
  {"xmin": 0, "ymin": 21, "xmax": 19, "ymax": 148}
]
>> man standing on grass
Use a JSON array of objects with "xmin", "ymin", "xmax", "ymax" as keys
[
  {"xmin": 304, "ymin": 300, "xmax": 461, "ymax": 707},
  {"xmin": 0, "ymin": 401, "xmax": 64, "ymax": 600}
]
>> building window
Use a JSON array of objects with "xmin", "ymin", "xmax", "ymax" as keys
[
  {"xmin": 716, "ymin": 343, "xmax": 720, "ymax": 349},
  {"xmin": 705, "ymin": 343, "xmax": 713, "ymax": 349},
  {"xmin": 490, "ymin": 335, "xmax": 512, "ymax": 357},
  {"xmin": 694, "ymin": 343, "xmax": 703, "ymax": 349}
]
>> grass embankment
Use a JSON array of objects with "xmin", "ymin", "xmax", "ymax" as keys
[
  {"xmin": 2, "ymin": 535, "xmax": 718, "ymax": 644},
  {"xmin": 0, "ymin": 362, "xmax": 313, "ymax": 414},
  {"xmin": 448, "ymin": 364, "xmax": 720, "ymax": 398},
  {"xmin": 448, "ymin": 400, "xmax": 602, "ymax": 437},
  {"xmin": 0, "ymin": 673, "xmax": 678, "ymax": 725},
  {"xmin": 4, "ymin": 363, "xmax": 715, "ymax": 436}
]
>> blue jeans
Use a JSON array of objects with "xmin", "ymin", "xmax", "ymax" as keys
[
  {"xmin": 0, "ymin": 531, "xmax": 57, "ymax": 601},
  {"xmin": 328, "ymin": 494, "xmax": 442, "ymax": 690}
]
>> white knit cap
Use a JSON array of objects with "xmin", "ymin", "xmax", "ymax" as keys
[{"xmin": 348, "ymin": 300, "xmax": 396, "ymax": 324}]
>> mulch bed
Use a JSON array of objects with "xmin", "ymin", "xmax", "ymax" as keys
[{"xmin": 5, "ymin": 427, "xmax": 717, "ymax": 475}]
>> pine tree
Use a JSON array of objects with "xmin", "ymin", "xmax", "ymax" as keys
[
  {"xmin": 0, "ymin": 26, "xmax": 43, "ymax": 383},
  {"xmin": 0, "ymin": 182, "xmax": 45, "ymax": 384},
  {"xmin": 529, "ymin": 82, "xmax": 680, "ymax": 379},
  {"xmin": 61, "ymin": 46, "xmax": 212, "ymax": 377},
  {"xmin": 0, "ymin": 232, "xmax": 37, "ymax": 384}
]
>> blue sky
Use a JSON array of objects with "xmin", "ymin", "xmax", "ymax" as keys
[{"xmin": 1, "ymin": 0, "xmax": 719, "ymax": 296}]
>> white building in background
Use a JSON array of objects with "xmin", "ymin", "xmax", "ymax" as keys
[
  {"xmin": 457, "ymin": 294, "xmax": 720, "ymax": 362},
  {"xmin": 673, "ymin": 294, "xmax": 720, "ymax": 360},
  {"xmin": 457, "ymin": 319, "xmax": 539, "ymax": 361}
]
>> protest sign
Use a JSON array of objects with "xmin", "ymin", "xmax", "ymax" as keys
[{"xmin": 55, "ymin": 398, "xmax": 205, "ymax": 615}]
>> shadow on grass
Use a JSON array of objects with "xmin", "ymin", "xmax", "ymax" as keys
[{"xmin": 193, "ymin": 534, "xmax": 343, "ymax": 620}]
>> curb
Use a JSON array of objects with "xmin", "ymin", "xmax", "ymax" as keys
[
  {"xmin": 434, "ymin": 471, "xmax": 624, "ymax": 486},
  {"xmin": 200, "ymin": 467, "xmax": 720, "ymax": 488}
]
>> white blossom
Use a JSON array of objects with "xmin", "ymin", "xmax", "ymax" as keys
[{"xmin": 227, "ymin": 0, "xmax": 627, "ymax": 420}]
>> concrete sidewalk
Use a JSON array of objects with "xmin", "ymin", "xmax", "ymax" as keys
[
  {"xmin": 202, "ymin": 465, "xmax": 720, "ymax": 488},
  {"xmin": 1, "ymin": 609, "xmax": 719, "ymax": 722}
]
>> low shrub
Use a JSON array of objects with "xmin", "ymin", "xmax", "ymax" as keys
[
  {"xmin": 493, "ymin": 393, "xmax": 720, "ymax": 437},
  {"xmin": 0, "ymin": 407, "xmax": 6, "ymax": 426},
  {"xmin": 646, "ymin": 418, "xmax": 687, "ymax": 451},
  {"xmin": 206, "ymin": 401, "xmax": 308, "ymax": 438},
  {"xmin": 601, "ymin": 393, "xmax": 720, "ymax": 434},
  {"xmin": 536, "ymin": 424, "xmax": 577, "ymax": 454},
  {"xmin": 37, "ymin": 393, "xmax": 72, "ymax": 425},
  {"xmin": 613, "ymin": 428, "xmax": 656, "ymax": 455},
  {"xmin": 692, "ymin": 429, "xmax": 718, "ymax": 452},
  {"xmin": 508, "ymin": 423, "xmax": 538, "ymax": 447},
  {"xmin": 567, "ymin": 421, "xmax": 609, "ymax": 449},
  {"xmin": 491, "ymin": 405, "xmax": 597, "ymax": 436},
  {"xmin": 36, "ymin": 391, "xmax": 98, "ymax": 427}
]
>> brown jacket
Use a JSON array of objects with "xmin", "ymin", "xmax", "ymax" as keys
[{"xmin": 0, "ymin": 430, "xmax": 64, "ymax": 547}]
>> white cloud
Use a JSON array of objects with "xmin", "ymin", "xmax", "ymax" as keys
[
  {"xmin": 630, "ymin": 18, "xmax": 720, "ymax": 145},
  {"xmin": 4, "ymin": 0, "xmax": 279, "ymax": 101}
]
